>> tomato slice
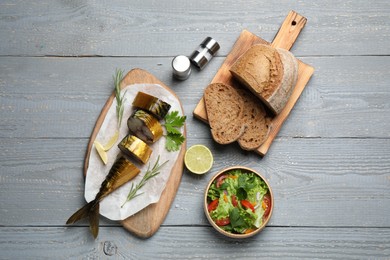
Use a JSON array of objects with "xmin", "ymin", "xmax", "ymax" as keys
[
  {"xmin": 241, "ymin": 200, "xmax": 255, "ymax": 213},
  {"xmin": 215, "ymin": 217, "xmax": 230, "ymax": 226},
  {"xmin": 262, "ymin": 194, "xmax": 272, "ymax": 218},
  {"xmin": 231, "ymin": 195, "xmax": 238, "ymax": 207},
  {"xmin": 216, "ymin": 174, "xmax": 227, "ymax": 188},
  {"xmin": 207, "ymin": 199, "xmax": 219, "ymax": 212}
]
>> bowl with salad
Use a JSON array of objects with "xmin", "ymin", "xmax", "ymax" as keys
[{"xmin": 204, "ymin": 166, "xmax": 273, "ymax": 238}]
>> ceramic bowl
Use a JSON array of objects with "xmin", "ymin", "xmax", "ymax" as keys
[{"xmin": 204, "ymin": 166, "xmax": 273, "ymax": 238}]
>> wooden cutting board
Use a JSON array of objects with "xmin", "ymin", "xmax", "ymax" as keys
[
  {"xmin": 193, "ymin": 11, "xmax": 314, "ymax": 156},
  {"xmin": 84, "ymin": 68, "xmax": 186, "ymax": 238}
]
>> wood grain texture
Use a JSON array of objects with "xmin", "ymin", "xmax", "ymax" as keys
[
  {"xmin": 0, "ymin": 226, "xmax": 389, "ymax": 259},
  {"xmin": 83, "ymin": 69, "xmax": 186, "ymax": 238},
  {"xmin": 193, "ymin": 11, "xmax": 314, "ymax": 156},
  {"xmin": 1, "ymin": 1, "xmax": 389, "ymax": 56},
  {"xmin": 1, "ymin": 56, "xmax": 390, "ymax": 139},
  {"xmin": 1, "ymin": 138, "xmax": 389, "ymax": 227},
  {"xmin": 1, "ymin": 0, "xmax": 390, "ymax": 258}
]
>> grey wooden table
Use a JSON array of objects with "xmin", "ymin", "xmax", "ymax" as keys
[{"xmin": 1, "ymin": 1, "xmax": 390, "ymax": 259}]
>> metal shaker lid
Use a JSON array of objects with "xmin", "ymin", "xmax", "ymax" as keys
[
  {"xmin": 202, "ymin": 37, "xmax": 220, "ymax": 55},
  {"xmin": 172, "ymin": 55, "xmax": 191, "ymax": 80}
]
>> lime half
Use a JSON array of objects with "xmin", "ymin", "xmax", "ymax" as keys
[{"xmin": 184, "ymin": 145, "xmax": 213, "ymax": 174}]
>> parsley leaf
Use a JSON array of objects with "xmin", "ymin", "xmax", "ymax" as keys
[
  {"xmin": 165, "ymin": 133, "xmax": 185, "ymax": 152},
  {"xmin": 163, "ymin": 111, "xmax": 186, "ymax": 152},
  {"xmin": 164, "ymin": 111, "xmax": 186, "ymax": 133}
]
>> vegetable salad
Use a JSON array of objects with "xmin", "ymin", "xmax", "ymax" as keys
[{"xmin": 206, "ymin": 169, "xmax": 271, "ymax": 234}]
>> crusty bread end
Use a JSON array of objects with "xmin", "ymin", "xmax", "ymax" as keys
[{"xmin": 266, "ymin": 48, "xmax": 299, "ymax": 114}]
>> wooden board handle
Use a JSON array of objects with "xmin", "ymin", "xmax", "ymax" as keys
[{"xmin": 271, "ymin": 10, "xmax": 307, "ymax": 50}]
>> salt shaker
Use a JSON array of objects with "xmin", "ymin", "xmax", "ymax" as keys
[{"xmin": 172, "ymin": 55, "xmax": 192, "ymax": 80}]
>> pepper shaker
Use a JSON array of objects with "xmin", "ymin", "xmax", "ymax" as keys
[{"xmin": 190, "ymin": 37, "xmax": 220, "ymax": 70}]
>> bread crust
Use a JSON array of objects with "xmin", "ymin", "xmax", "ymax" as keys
[{"xmin": 269, "ymin": 48, "xmax": 299, "ymax": 114}]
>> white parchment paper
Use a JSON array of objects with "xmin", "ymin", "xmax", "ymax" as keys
[{"xmin": 85, "ymin": 84, "xmax": 183, "ymax": 221}]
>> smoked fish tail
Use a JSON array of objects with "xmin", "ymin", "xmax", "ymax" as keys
[
  {"xmin": 66, "ymin": 200, "xmax": 100, "ymax": 238},
  {"xmin": 66, "ymin": 200, "xmax": 97, "ymax": 225},
  {"xmin": 89, "ymin": 203, "xmax": 100, "ymax": 239}
]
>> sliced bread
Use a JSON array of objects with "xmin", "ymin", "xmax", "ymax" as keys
[
  {"xmin": 203, "ymin": 83, "xmax": 246, "ymax": 144},
  {"xmin": 237, "ymin": 89, "xmax": 271, "ymax": 150}
]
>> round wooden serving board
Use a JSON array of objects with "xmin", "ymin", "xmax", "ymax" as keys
[{"xmin": 84, "ymin": 68, "xmax": 186, "ymax": 238}]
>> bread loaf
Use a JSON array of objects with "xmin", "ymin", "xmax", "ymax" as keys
[
  {"xmin": 203, "ymin": 83, "xmax": 246, "ymax": 144},
  {"xmin": 237, "ymin": 89, "xmax": 271, "ymax": 150},
  {"xmin": 229, "ymin": 44, "xmax": 298, "ymax": 114}
]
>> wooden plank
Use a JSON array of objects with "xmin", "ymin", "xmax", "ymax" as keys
[
  {"xmin": 1, "ymin": 1, "xmax": 389, "ymax": 56},
  {"xmin": 1, "ymin": 138, "xmax": 389, "ymax": 227},
  {"xmin": 83, "ymin": 68, "xmax": 186, "ymax": 238},
  {"xmin": 193, "ymin": 12, "xmax": 314, "ymax": 156},
  {"xmin": 0, "ymin": 226, "xmax": 389, "ymax": 259},
  {"xmin": 1, "ymin": 56, "xmax": 390, "ymax": 139}
]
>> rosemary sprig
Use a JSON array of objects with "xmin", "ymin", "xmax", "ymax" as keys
[
  {"xmin": 94, "ymin": 69, "xmax": 126, "ymax": 164},
  {"xmin": 121, "ymin": 156, "xmax": 169, "ymax": 207},
  {"xmin": 114, "ymin": 69, "xmax": 126, "ymax": 128}
]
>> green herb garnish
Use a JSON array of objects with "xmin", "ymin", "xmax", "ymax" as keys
[
  {"xmin": 163, "ymin": 111, "xmax": 186, "ymax": 152},
  {"xmin": 122, "ymin": 156, "xmax": 168, "ymax": 207},
  {"xmin": 114, "ymin": 69, "xmax": 126, "ymax": 128}
]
